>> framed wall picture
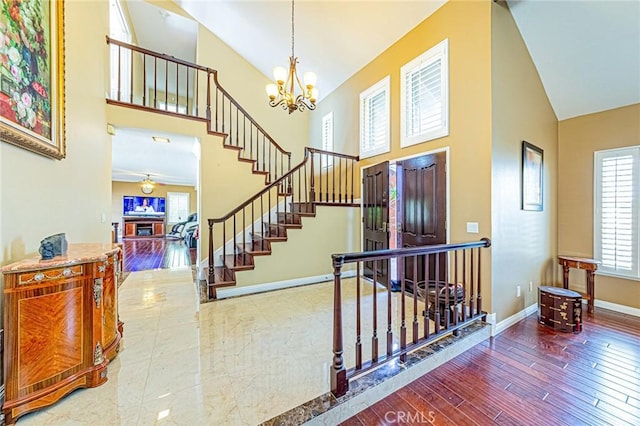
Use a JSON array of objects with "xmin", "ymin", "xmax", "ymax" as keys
[
  {"xmin": 522, "ymin": 140, "xmax": 543, "ymax": 211},
  {"xmin": 0, "ymin": 0, "xmax": 65, "ymax": 159}
]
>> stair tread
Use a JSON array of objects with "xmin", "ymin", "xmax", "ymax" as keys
[
  {"xmin": 269, "ymin": 221, "xmax": 302, "ymax": 229},
  {"xmin": 224, "ymin": 253, "xmax": 254, "ymax": 271},
  {"xmin": 245, "ymin": 240, "xmax": 271, "ymax": 255},
  {"xmin": 290, "ymin": 202, "xmax": 316, "ymax": 215},
  {"xmin": 277, "ymin": 212, "xmax": 303, "ymax": 225},
  {"xmin": 205, "ymin": 266, "xmax": 235, "ymax": 286},
  {"xmin": 252, "ymin": 232, "xmax": 287, "ymax": 242}
]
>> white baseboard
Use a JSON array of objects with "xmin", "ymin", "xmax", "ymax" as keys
[
  {"xmin": 594, "ymin": 299, "xmax": 640, "ymax": 317},
  {"xmin": 491, "ymin": 303, "xmax": 538, "ymax": 337},
  {"xmin": 215, "ymin": 270, "xmax": 357, "ymax": 299}
]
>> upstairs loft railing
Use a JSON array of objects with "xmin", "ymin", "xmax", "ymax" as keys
[
  {"xmin": 206, "ymin": 147, "xmax": 359, "ymax": 297},
  {"xmin": 330, "ymin": 238, "xmax": 491, "ymax": 397},
  {"xmin": 106, "ymin": 36, "xmax": 291, "ymax": 183}
]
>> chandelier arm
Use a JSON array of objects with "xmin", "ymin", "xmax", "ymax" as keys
[{"xmin": 266, "ymin": 0, "xmax": 316, "ymax": 114}]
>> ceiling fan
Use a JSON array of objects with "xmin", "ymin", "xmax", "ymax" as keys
[{"xmin": 140, "ymin": 174, "xmax": 156, "ymax": 194}]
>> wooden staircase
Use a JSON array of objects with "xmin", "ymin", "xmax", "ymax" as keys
[
  {"xmin": 103, "ymin": 38, "xmax": 359, "ymax": 301},
  {"xmin": 205, "ymin": 149, "xmax": 360, "ymax": 300},
  {"xmin": 207, "ymin": 202, "xmax": 317, "ymax": 294}
]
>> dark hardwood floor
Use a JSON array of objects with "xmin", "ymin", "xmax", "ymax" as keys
[
  {"xmin": 342, "ymin": 306, "xmax": 640, "ymax": 426},
  {"xmin": 122, "ymin": 237, "xmax": 196, "ymax": 272}
]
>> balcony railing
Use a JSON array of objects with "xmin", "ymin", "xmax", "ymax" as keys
[
  {"xmin": 330, "ymin": 238, "xmax": 491, "ymax": 396},
  {"xmin": 106, "ymin": 36, "xmax": 291, "ymax": 182}
]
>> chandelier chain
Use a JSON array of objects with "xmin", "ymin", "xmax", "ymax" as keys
[{"xmin": 291, "ymin": 0, "xmax": 295, "ymax": 58}]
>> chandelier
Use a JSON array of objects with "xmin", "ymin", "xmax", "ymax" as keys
[
  {"xmin": 141, "ymin": 174, "xmax": 155, "ymax": 194},
  {"xmin": 266, "ymin": 0, "xmax": 318, "ymax": 114}
]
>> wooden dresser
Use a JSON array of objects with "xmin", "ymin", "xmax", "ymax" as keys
[{"xmin": 1, "ymin": 244, "xmax": 123, "ymax": 424}]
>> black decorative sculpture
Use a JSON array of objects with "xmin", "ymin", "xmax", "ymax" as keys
[{"xmin": 39, "ymin": 233, "xmax": 68, "ymax": 260}]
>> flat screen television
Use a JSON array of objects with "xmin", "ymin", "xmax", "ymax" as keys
[{"xmin": 123, "ymin": 196, "xmax": 166, "ymax": 216}]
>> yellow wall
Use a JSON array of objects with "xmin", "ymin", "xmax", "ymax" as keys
[
  {"xmin": 490, "ymin": 2, "xmax": 559, "ymax": 321},
  {"xmin": 111, "ymin": 181, "xmax": 197, "ymax": 226},
  {"xmin": 558, "ymin": 104, "xmax": 640, "ymax": 308},
  {"xmin": 236, "ymin": 206, "xmax": 360, "ymax": 286},
  {"xmin": 195, "ymin": 24, "xmax": 309, "ymax": 163},
  {"xmin": 1, "ymin": 1, "xmax": 111, "ymax": 266},
  {"xmin": 308, "ymin": 0, "xmax": 494, "ymax": 311}
]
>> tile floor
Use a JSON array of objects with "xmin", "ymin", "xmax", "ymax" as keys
[{"xmin": 17, "ymin": 267, "xmax": 472, "ymax": 425}]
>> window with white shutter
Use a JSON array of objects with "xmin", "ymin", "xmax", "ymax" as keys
[
  {"xmin": 359, "ymin": 76, "xmax": 390, "ymax": 159},
  {"xmin": 167, "ymin": 192, "xmax": 190, "ymax": 224},
  {"xmin": 594, "ymin": 146, "xmax": 640, "ymax": 279},
  {"xmin": 322, "ymin": 112, "xmax": 334, "ymax": 168},
  {"xmin": 400, "ymin": 39, "xmax": 449, "ymax": 148}
]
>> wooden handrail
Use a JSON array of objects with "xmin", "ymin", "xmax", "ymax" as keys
[
  {"xmin": 106, "ymin": 36, "xmax": 214, "ymax": 73},
  {"xmin": 206, "ymin": 147, "xmax": 360, "ymax": 298},
  {"xmin": 106, "ymin": 36, "xmax": 292, "ymax": 177},
  {"xmin": 209, "ymin": 149, "xmax": 310, "ymax": 224},
  {"xmin": 333, "ymin": 238, "xmax": 492, "ymax": 265},
  {"xmin": 211, "ymin": 72, "xmax": 290, "ymax": 156},
  {"xmin": 209, "ymin": 147, "xmax": 359, "ymax": 224},
  {"xmin": 307, "ymin": 147, "xmax": 359, "ymax": 161}
]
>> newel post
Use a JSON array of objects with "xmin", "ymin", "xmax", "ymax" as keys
[
  {"xmin": 206, "ymin": 72, "xmax": 212, "ymax": 126},
  {"xmin": 310, "ymin": 152, "xmax": 316, "ymax": 202},
  {"xmin": 208, "ymin": 219, "xmax": 214, "ymax": 288},
  {"xmin": 331, "ymin": 255, "xmax": 348, "ymax": 397}
]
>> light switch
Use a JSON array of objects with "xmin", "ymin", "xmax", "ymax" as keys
[{"xmin": 466, "ymin": 222, "xmax": 479, "ymax": 233}]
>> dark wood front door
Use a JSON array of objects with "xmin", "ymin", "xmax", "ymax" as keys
[
  {"xmin": 397, "ymin": 152, "xmax": 447, "ymax": 294},
  {"xmin": 362, "ymin": 161, "xmax": 390, "ymax": 286}
]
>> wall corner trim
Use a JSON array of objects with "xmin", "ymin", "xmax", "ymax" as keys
[
  {"xmin": 492, "ymin": 303, "xmax": 538, "ymax": 337},
  {"xmin": 215, "ymin": 270, "xmax": 357, "ymax": 299},
  {"xmin": 594, "ymin": 299, "xmax": 640, "ymax": 317}
]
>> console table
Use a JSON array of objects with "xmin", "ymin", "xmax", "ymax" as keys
[
  {"xmin": 558, "ymin": 255, "xmax": 601, "ymax": 314},
  {"xmin": 1, "ymin": 244, "xmax": 123, "ymax": 424}
]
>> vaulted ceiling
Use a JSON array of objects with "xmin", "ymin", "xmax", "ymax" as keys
[{"xmin": 114, "ymin": 0, "xmax": 640, "ymax": 186}]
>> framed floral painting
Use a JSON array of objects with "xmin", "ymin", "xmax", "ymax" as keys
[{"xmin": 0, "ymin": 0, "xmax": 65, "ymax": 159}]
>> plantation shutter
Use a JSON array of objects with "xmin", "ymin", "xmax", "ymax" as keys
[
  {"xmin": 595, "ymin": 147, "xmax": 640, "ymax": 278},
  {"xmin": 322, "ymin": 112, "xmax": 333, "ymax": 167},
  {"xmin": 363, "ymin": 90, "xmax": 387, "ymax": 152},
  {"xmin": 405, "ymin": 58, "xmax": 443, "ymax": 139}
]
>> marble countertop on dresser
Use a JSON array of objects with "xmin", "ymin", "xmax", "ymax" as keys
[{"xmin": 1, "ymin": 243, "xmax": 121, "ymax": 273}]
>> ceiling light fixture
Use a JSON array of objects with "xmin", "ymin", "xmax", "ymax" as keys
[
  {"xmin": 266, "ymin": 0, "xmax": 318, "ymax": 114},
  {"xmin": 141, "ymin": 174, "xmax": 155, "ymax": 194},
  {"xmin": 152, "ymin": 136, "xmax": 170, "ymax": 143}
]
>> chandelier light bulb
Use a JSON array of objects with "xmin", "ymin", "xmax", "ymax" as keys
[
  {"xmin": 310, "ymin": 87, "xmax": 318, "ymax": 103},
  {"xmin": 266, "ymin": 84, "xmax": 278, "ymax": 100},
  {"xmin": 303, "ymin": 71, "xmax": 317, "ymax": 89},
  {"xmin": 273, "ymin": 67, "xmax": 287, "ymax": 85}
]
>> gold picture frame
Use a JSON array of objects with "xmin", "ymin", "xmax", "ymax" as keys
[
  {"xmin": 522, "ymin": 140, "xmax": 543, "ymax": 211},
  {"xmin": 0, "ymin": 0, "xmax": 65, "ymax": 159}
]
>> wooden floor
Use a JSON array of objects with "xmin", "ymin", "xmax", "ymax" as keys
[
  {"xmin": 122, "ymin": 237, "xmax": 196, "ymax": 272},
  {"xmin": 342, "ymin": 306, "xmax": 640, "ymax": 426}
]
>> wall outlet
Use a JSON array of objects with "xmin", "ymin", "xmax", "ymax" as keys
[
  {"xmin": 529, "ymin": 281, "xmax": 533, "ymax": 292},
  {"xmin": 516, "ymin": 285, "xmax": 521, "ymax": 298}
]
